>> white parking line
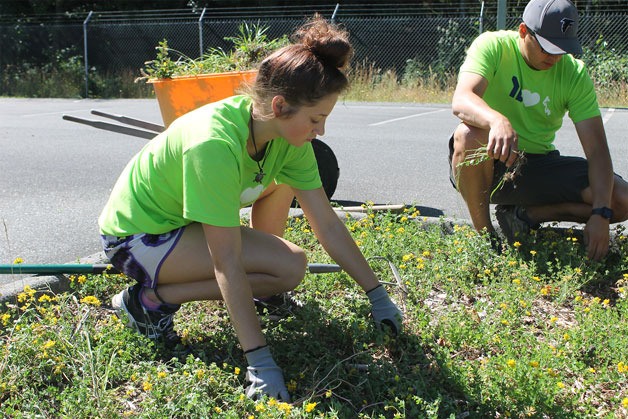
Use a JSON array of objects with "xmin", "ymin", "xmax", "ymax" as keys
[
  {"xmin": 603, "ymin": 108, "xmax": 615, "ymax": 125},
  {"xmin": 369, "ymin": 108, "xmax": 448, "ymax": 126}
]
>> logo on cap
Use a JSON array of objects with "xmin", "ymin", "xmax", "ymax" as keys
[{"xmin": 560, "ymin": 18, "xmax": 575, "ymax": 33}]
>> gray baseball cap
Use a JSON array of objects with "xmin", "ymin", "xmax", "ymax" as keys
[{"xmin": 523, "ymin": 0, "xmax": 582, "ymax": 55}]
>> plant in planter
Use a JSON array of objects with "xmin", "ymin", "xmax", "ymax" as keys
[{"xmin": 138, "ymin": 23, "xmax": 289, "ymax": 126}]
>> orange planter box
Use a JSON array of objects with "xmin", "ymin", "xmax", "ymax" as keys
[{"xmin": 149, "ymin": 70, "xmax": 257, "ymax": 127}]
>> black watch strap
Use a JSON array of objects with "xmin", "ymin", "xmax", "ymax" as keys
[{"xmin": 591, "ymin": 206, "xmax": 613, "ymax": 220}]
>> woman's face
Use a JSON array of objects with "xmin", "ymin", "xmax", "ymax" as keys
[{"xmin": 274, "ymin": 93, "xmax": 340, "ymax": 147}]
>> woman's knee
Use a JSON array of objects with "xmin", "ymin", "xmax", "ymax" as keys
[{"xmin": 280, "ymin": 246, "xmax": 308, "ymax": 290}]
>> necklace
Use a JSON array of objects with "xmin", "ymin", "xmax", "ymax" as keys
[{"xmin": 249, "ymin": 117, "xmax": 270, "ymax": 184}]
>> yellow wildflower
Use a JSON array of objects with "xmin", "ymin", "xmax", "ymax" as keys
[
  {"xmin": 42, "ymin": 340, "xmax": 56, "ymax": 350},
  {"xmin": 143, "ymin": 380, "xmax": 153, "ymax": 391},
  {"xmin": 506, "ymin": 359, "xmax": 516, "ymax": 368},
  {"xmin": 13, "ymin": 257, "xmax": 24, "ymax": 264},
  {"xmin": 513, "ymin": 241, "xmax": 521, "ymax": 248},
  {"xmin": 38, "ymin": 294, "xmax": 52, "ymax": 303},
  {"xmin": 305, "ymin": 402, "xmax": 317, "ymax": 413},
  {"xmin": 278, "ymin": 402, "xmax": 292, "ymax": 415},
  {"xmin": 557, "ymin": 382, "xmax": 565, "ymax": 389},
  {"xmin": 80, "ymin": 296, "xmax": 101, "ymax": 306},
  {"xmin": 622, "ymin": 398, "xmax": 628, "ymax": 408},
  {"xmin": 529, "ymin": 361, "xmax": 539, "ymax": 368}
]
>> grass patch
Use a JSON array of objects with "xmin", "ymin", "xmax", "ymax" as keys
[{"xmin": 2, "ymin": 207, "xmax": 627, "ymax": 417}]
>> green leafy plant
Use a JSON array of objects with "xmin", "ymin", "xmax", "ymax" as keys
[
  {"xmin": 455, "ymin": 145, "xmax": 527, "ymax": 200},
  {"xmin": 137, "ymin": 22, "xmax": 289, "ymax": 81},
  {"xmin": 2, "ymin": 207, "xmax": 627, "ymax": 417}
]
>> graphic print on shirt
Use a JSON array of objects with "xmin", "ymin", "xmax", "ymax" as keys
[
  {"xmin": 240, "ymin": 184, "xmax": 264, "ymax": 205},
  {"xmin": 509, "ymin": 75, "xmax": 551, "ymax": 115}
]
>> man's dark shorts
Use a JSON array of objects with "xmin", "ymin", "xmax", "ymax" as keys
[{"xmin": 448, "ymin": 135, "xmax": 589, "ymax": 206}]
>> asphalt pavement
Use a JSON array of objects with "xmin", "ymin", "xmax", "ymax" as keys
[{"xmin": 1, "ymin": 98, "xmax": 627, "ymax": 290}]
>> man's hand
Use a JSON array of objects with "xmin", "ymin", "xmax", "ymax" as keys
[
  {"xmin": 584, "ymin": 216, "xmax": 610, "ymax": 261},
  {"xmin": 367, "ymin": 285, "xmax": 403, "ymax": 335},
  {"xmin": 244, "ymin": 346, "xmax": 290, "ymax": 402},
  {"xmin": 487, "ymin": 116, "xmax": 519, "ymax": 168}
]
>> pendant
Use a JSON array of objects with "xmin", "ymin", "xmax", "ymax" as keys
[{"xmin": 254, "ymin": 170, "xmax": 265, "ymax": 184}]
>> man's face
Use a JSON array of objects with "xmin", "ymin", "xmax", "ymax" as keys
[{"xmin": 519, "ymin": 24, "xmax": 564, "ymax": 71}]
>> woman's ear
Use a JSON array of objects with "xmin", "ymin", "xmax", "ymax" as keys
[{"xmin": 271, "ymin": 95, "xmax": 289, "ymax": 117}]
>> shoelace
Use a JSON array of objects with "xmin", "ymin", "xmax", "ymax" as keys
[{"xmin": 139, "ymin": 306, "xmax": 174, "ymax": 339}]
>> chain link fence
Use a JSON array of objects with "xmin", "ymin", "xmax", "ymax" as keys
[{"xmin": 1, "ymin": 3, "xmax": 627, "ymax": 97}]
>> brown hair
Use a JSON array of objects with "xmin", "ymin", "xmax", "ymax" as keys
[{"xmin": 250, "ymin": 14, "xmax": 353, "ymax": 119}]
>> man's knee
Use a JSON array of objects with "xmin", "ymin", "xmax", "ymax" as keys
[
  {"xmin": 452, "ymin": 123, "xmax": 488, "ymax": 153},
  {"xmin": 611, "ymin": 177, "xmax": 628, "ymax": 222}
]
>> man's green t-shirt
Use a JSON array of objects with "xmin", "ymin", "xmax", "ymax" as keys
[
  {"xmin": 99, "ymin": 95, "xmax": 322, "ymax": 236},
  {"xmin": 459, "ymin": 30, "xmax": 600, "ymax": 154}
]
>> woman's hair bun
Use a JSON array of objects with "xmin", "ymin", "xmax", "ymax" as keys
[{"xmin": 292, "ymin": 14, "xmax": 353, "ymax": 69}]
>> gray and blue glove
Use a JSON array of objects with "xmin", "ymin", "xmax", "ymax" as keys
[
  {"xmin": 244, "ymin": 345, "xmax": 290, "ymax": 402},
  {"xmin": 367, "ymin": 285, "xmax": 403, "ymax": 335}
]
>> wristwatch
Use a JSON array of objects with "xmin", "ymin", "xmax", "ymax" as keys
[{"xmin": 591, "ymin": 207, "xmax": 613, "ymax": 220}]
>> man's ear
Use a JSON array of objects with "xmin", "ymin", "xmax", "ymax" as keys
[
  {"xmin": 518, "ymin": 22, "xmax": 528, "ymax": 39},
  {"xmin": 271, "ymin": 95, "xmax": 288, "ymax": 117}
]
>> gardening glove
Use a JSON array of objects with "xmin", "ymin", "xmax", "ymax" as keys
[
  {"xmin": 367, "ymin": 285, "xmax": 403, "ymax": 335},
  {"xmin": 244, "ymin": 345, "xmax": 290, "ymax": 402}
]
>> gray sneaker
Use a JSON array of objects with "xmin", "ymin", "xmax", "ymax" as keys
[
  {"xmin": 495, "ymin": 205, "xmax": 535, "ymax": 243},
  {"xmin": 112, "ymin": 285, "xmax": 182, "ymax": 347}
]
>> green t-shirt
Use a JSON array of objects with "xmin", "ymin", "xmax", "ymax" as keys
[
  {"xmin": 459, "ymin": 30, "xmax": 600, "ymax": 154},
  {"xmin": 99, "ymin": 95, "xmax": 322, "ymax": 236}
]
